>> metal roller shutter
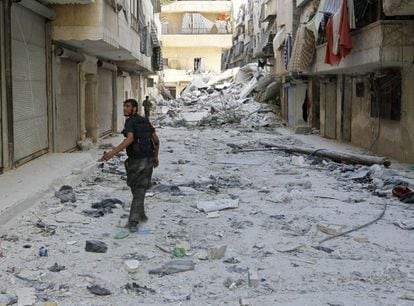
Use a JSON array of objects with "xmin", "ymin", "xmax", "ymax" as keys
[
  {"xmin": 97, "ymin": 68, "xmax": 113, "ymax": 136},
  {"xmin": 55, "ymin": 58, "xmax": 79, "ymax": 152},
  {"xmin": 11, "ymin": 5, "xmax": 48, "ymax": 163}
]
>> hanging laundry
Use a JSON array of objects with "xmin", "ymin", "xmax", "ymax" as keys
[
  {"xmin": 288, "ymin": 25, "xmax": 316, "ymax": 72},
  {"xmin": 338, "ymin": 0, "xmax": 352, "ymax": 58},
  {"xmin": 324, "ymin": 16, "xmax": 342, "ymax": 65},
  {"xmin": 324, "ymin": 0, "xmax": 352, "ymax": 65},
  {"xmin": 347, "ymin": 0, "xmax": 356, "ymax": 29},
  {"xmin": 305, "ymin": 0, "xmax": 326, "ymax": 40}
]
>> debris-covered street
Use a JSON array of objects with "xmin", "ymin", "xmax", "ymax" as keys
[{"xmin": 1, "ymin": 68, "xmax": 414, "ymax": 305}]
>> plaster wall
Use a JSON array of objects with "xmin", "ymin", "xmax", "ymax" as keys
[
  {"xmin": 162, "ymin": 34, "xmax": 232, "ymax": 48},
  {"xmin": 351, "ymin": 67, "xmax": 414, "ymax": 162}
]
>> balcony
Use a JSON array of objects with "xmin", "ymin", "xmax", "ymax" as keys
[
  {"xmin": 161, "ymin": 1, "xmax": 231, "ymax": 13},
  {"xmin": 162, "ymin": 34, "xmax": 232, "ymax": 48},
  {"xmin": 310, "ymin": 20, "xmax": 414, "ymax": 74},
  {"xmin": 50, "ymin": 0, "xmax": 154, "ymax": 72}
]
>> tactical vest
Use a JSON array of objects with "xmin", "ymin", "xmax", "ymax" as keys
[{"xmin": 126, "ymin": 115, "xmax": 153, "ymax": 159}]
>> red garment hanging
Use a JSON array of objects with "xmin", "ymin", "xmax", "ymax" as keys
[
  {"xmin": 324, "ymin": 0, "xmax": 353, "ymax": 65},
  {"xmin": 324, "ymin": 16, "xmax": 341, "ymax": 65},
  {"xmin": 338, "ymin": 0, "xmax": 352, "ymax": 58}
]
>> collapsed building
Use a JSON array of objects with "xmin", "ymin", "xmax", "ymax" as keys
[{"xmin": 224, "ymin": 0, "xmax": 414, "ymax": 163}]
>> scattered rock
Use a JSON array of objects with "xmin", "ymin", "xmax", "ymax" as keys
[
  {"xmin": 248, "ymin": 269, "xmax": 259, "ymax": 288},
  {"xmin": 124, "ymin": 260, "xmax": 140, "ymax": 273},
  {"xmin": 85, "ymin": 240, "xmax": 108, "ymax": 253},
  {"xmin": 208, "ymin": 245, "xmax": 227, "ymax": 260},
  {"xmin": 223, "ymin": 257, "xmax": 240, "ymax": 264},
  {"xmin": 0, "ymin": 294, "xmax": 18, "ymax": 305},
  {"xmin": 87, "ymin": 285, "xmax": 111, "ymax": 296},
  {"xmin": 48, "ymin": 263, "xmax": 65, "ymax": 272}
]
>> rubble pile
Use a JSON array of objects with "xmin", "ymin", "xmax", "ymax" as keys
[{"xmin": 154, "ymin": 64, "xmax": 281, "ymax": 129}]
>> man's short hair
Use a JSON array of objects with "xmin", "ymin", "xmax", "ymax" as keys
[
  {"xmin": 124, "ymin": 99, "xmax": 138, "ymax": 109},
  {"xmin": 145, "ymin": 96, "xmax": 149, "ymax": 99}
]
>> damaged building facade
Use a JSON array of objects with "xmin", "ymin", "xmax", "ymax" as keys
[
  {"xmin": 225, "ymin": 0, "xmax": 414, "ymax": 163},
  {"xmin": 161, "ymin": 0, "xmax": 232, "ymax": 98},
  {"xmin": 0, "ymin": 0, "xmax": 162, "ymax": 173}
]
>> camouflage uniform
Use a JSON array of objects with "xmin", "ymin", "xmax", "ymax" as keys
[{"xmin": 125, "ymin": 157, "xmax": 153, "ymax": 223}]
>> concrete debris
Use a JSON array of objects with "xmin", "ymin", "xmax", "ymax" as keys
[
  {"xmin": 48, "ymin": 262, "xmax": 65, "ymax": 272},
  {"xmin": 124, "ymin": 260, "xmax": 140, "ymax": 273},
  {"xmin": 77, "ymin": 138, "xmax": 94, "ymax": 151},
  {"xmin": 149, "ymin": 260, "xmax": 195, "ymax": 276},
  {"xmin": 123, "ymin": 283, "xmax": 156, "ymax": 295},
  {"xmin": 197, "ymin": 198, "xmax": 239, "ymax": 212},
  {"xmin": 0, "ymin": 294, "xmax": 18, "ymax": 306},
  {"xmin": 154, "ymin": 64, "xmax": 280, "ymax": 129},
  {"xmin": 223, "ymin": 277, "xmax": 244, "ymax": 289},
  {"xmin": 162, "ymin": 289, "xmax": 191, "ymax": 302},
  {"xmin": 85, "ymin": 240, "xmax": 108, "ymax": 253},
  {"xmin": 16, "ymin": 287, "xmax": 36, "ymax": 306},
  {"xmin": 207, "ymin": 245, "xmax": 227, "ymax": 260},
  {"xmin": 248, "ymin": 269, "xmax": 259, "ymax": 288},
  {"xmin": 239, "ymin": 298, "xmax": 252, "ymax": 306},
  {"xmin": 393, "ymin": 220, "xmax": 414, "ymax": 230}
]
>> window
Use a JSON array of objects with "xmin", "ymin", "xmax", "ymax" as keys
[
  {"xmin": 147, "ymin": 78, "xmax": 154, "ymax": 88},
  {"xmin": 371, "ymin": 70, "xmax": 401, "ymax": 121},
  {"xmin": 131, "ymin": 0, "xmax": 138, "ymax": 32},
  {"xmin": 194, "ymin": 58, "xmax": 202, "ymax": 72},
  {"xmin": 163, "ymin": 58, "xmax": 169, "ymax": 68}
]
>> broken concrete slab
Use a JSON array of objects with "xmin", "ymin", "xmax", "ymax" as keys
[
  {"xmin": 208, "ymin": 245, "xmax": 227, "ymax": 260},
  {"xmin": 197, "ymin": 198, "xmax": 239, "ymax": 213},
  {"xmin": 148, "ymin": 260, "xmax": 195, "ymax": 276}
]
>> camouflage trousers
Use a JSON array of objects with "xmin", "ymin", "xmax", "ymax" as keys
[{"xmin": 125, "ymin": 157, "xmax": 153, "ymax": 223}]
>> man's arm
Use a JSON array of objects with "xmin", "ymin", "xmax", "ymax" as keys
[
  {"xmin": 102, "ymin": 132, "xmax": 134, "ymax": 161},
  {"xmin": 151, "ymin": 131, "xmax": 160, "ymax": 168}
]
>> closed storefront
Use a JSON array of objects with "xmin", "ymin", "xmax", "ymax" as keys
[
  {"xmin": 11, "ymin": 4, "xmax": 48, "ymax": 164},
  {"xmin": 97, "ymin": 67, "xmax": 114, "ymax": 137},
  {"xmin": 54, "ymin": 57, "xmax": 79, "ymax": 152}
]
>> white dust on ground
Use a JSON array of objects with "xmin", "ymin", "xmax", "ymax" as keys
[{"xmin": 0, "ymin": 126, "xmax": 413, "ymax": 305}]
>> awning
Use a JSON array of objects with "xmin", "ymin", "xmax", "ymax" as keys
[
  {"xmin": 272, "ymin": 26, "xmax": 286, "ymax": 54},
  {"xmin": 41, "ymin": 0, "xmax": 93, "ymax": 3}
]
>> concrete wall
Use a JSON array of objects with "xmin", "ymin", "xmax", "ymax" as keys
[
  {"xmin": 163, "ymin": 47, "xmax": 223, "ymax": 73},
  {"xmin": 351, "ymin": 67, "xmax": 414, "ymax": 162},
  {"xmin": 309, "ymin": 21, "xmax": 414, "ymax": 75},
  {"xmin": 162, "ymin": 34, "xmax": 232, "ymax": 48}
]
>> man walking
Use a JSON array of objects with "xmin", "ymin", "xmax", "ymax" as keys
[
  {"xmin": 103, "ymin": 99, "xmax": 159, "ymax": 232},
  {"xmin": 143, "ymin": 96, "xmax": 152, "ymax": 119}
]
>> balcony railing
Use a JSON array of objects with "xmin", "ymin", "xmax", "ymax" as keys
[{"xmin": 162, "ymin": 27, "xmax": 231, "ymax": 34}]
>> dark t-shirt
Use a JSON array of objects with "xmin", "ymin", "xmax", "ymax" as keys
[{"xmin": 123, "ymin": 114, "xmax": 155, "ymax": 158}]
